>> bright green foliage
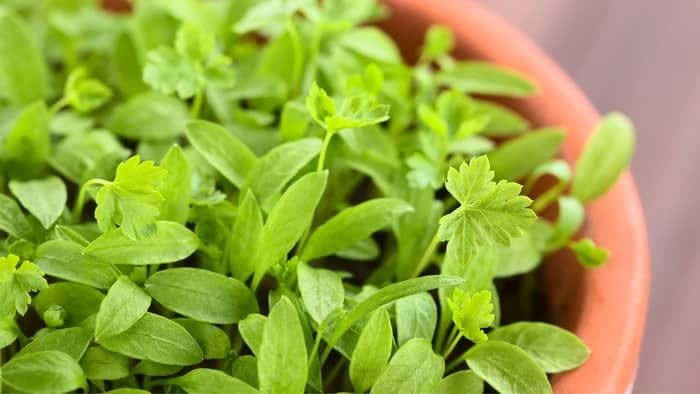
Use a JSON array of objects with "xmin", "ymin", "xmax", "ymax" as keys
[
  {"xmin": 63, "ymin": 67, "xmax": 113, "ymax": 113},
  {"xmin": 0, "ymin": 1, "xmax": 635, "ymax": 392},
  {"xmin": 439, "ymin": 156, "xmax": 536, "ymax": 252},
  {"xmin": 448, "ymin": 289, "xmax": 495, "ymax": 343},
  {"xmin": 570, "ymin": 238, "xmax": 609, "ymax": 268},
  {"xmin": 94, "ymin": 156, "xmax": 168, "ymax": 240},
  {"xmin": 0, "ymin": 254, "xmax": 47, "ymax": 316}
]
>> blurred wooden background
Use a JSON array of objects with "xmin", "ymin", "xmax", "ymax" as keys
[{"xmin": 477, "ymin": 0, "xmax": 700, "ymax": 392}]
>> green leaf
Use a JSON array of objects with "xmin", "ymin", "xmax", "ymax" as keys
[
  {"xmin": 33, "ymin": 282, "xmax": 104, "ymax": 326},
  {"xmin": 475, "ymin": 99, "xmax": 529, "ymax": 137},
  {"xmin": 232, "ymin": 355, "xmax": 259, "ymax": 388},
  {"xmin": 96, "ymin": 276, "xmax": 151, "ymax": 341},
  {"xmin": 162, "ymin": 368, "xmax": 258, "ymax": 394},
  {"xmin": 339, "ymin": 27, "xmax": 402, "ymax": 64},
  {"xmin": 84, "ymin": 221, "xmax": 199, "ymax": 265},
  {"xmin": 80, "ymin": 346, "xmax": 130, "ymax": 381},
  {"xmin": 185, "ymin": 120, "xmax": 257, "ymax": 188},
  {"xmin": 434, "ymin": 370, "xmax": 484, "ymax": 394},
  {"xmin": 258, "ymin": 296, "xmax": 307, "ymax": 394},
  {"xmin": 175, "ymin": 22, "xmax": 214, "ymax": 63},
  {"xmin": 297, "ymin": 262, "xmax": 344, "ymax": 325},
  {"xmin": 324, "ymin": 275, "xmax": 463, "ymax": 356},
  {"xmin": 439, "ymin": 156, "xmax": 536, "ymax": 251},
  {"xmin": 9, "ymin": 176, "xmax": 67, "ymax": 229},
  {"xmin": 0, "ymin": 350, "xmax": 86, "ymax": 393},
  {"xmin": 395, "ymin": 292, "xmax": 437, "ymax": 346},
  {"xmin": 228, "ymin": 190, "xmax": 263, "ymax": 282},
  {"xmin": 99, "ymin": 312, "xmax": 203, "ymax": 366},
  {"xmin": 3, "ymin": 101, "xmax": 50, "ymax": 179},
  {"xmin": 94, "ymin": 155, "xmax": 168, "ymax": 239},
  {"xmin": 158, "ymin": 145, "xmax": 191, "ymax": 224},
  {"xmin": 465, "ymin": 340, "xmax": 552, "ymax": 394},
  {"xmin": 246, "ymin": 138, "xmax": 321, "ymax": 210},
  {"xmin": 570, "ymin": 238, "xmax": 609, "ymax": 268},
  {"xmin": 494, "ymin": 226, "xmax": 544, "ymax": 278},
  {"xmin": 437, "ymin": 61, "xmax": 536, "ymax": 97},
  {"xmin": 108, "ymin": 92, "xmax": 189, "ymax": 142},
  {"xmin": 49, "ymin": 130, "xmax": 128, "ymax": 184},
  {"xmin": 349, "ymin": 308, "xmax": 393, "ymax": 392},
  {"xmin": 370, "ymin": 338, "xmax": 444, "ymax": 394},
  {"xmin": 0, "ymin": 316, "xmax": 19, "ymax": 348},
  {"xmin": 17, "ymin": 327, "xmax": 92, "ymax": 361},
  {"xmin": 253, "ymin": 171, "xmax": 327, "ymax": 288},
  {"xmin": 239, "ymin": 313, "xmax": 267, "ymax": 357},
  {"xmin": 173, "ymin": 319, "xmax": 231, "ymax": 360},
  {"xmin": 306, "ymin": 82, "xmax": 337, "ymax": 129},
  {"xmin": 324, "ymin": 95, "xmax": 391, "ymax": 133},
  {"xmin": 64, "ymin": 67, "xmax": 113, "ymax": 113},
  {"xmin": 572, "ymin": 112, "xmax": 635, "ymax": 202},
  {"xmin": 132, "ymin": 360, "xmax": 182, "ymax": 377},
  {"xmin": 336, "ymin": 237, "xmax": 380, "ymax": 261},
  {"xmin": 143, "ymin": 46, "xmax": 199, "ymax": 99},
  {"xmin": 34, "ymin": 240, "xmax": 117, "ymax": 290},
  {"xmin": 487, "ymin": 128, "xmax": 565, "ymax": 180},
  {"xmin": 145, "ymin": 267, "xmax": 258, "ymax": 324},
  {"xmin": 420, "ymin": 25, "xmax": 454, "ymax": 62},
  {"xmin": 0, "ymin": 254, "xmax": 47, "ymax": 316},
  {"xmin": 448, "ymin": 289, "xmax": 495, "ymax": 343},
  {"xmin": 0, "ymin": 194, "xmax": 33, "ymax": 240},
  {"xmin": 279, "ymin": 100, "xmax": 310, "ymax": 142},
  {"xmin": 0, "ymin": 7, "xmax": 48, "ymax": 104},
  {"xmin": 302, "ymin": 197, "xmax": 413, "ymax": 261},
  {"xmin": 489, "ymin": 322, "xmax": 590, "ymax": 373}
]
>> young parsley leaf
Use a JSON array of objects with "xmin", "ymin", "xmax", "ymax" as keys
[
  {"xmin": 93, "ymin": 156, "xmax": 168, "ymax": 240},
  {"xmin": 447, "ymin": 288, "xmax": 495, "ymax": 344},
  {"xmin": 0, "ymin": 254, "xmax": 48, "ymax": 317}
]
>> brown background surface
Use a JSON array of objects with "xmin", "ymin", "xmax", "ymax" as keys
[{"xmin": 476, "ymin": 0, "xmax": 700, "ymax": 392}]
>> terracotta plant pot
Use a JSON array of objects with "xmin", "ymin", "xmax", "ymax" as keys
[
  {"xmin": 378, "ymin": 0, "xmax": 649, "ymax": 392},
  {"xmin": 101, "ymin": 0, "xmax": 650, "ymax": 391}
]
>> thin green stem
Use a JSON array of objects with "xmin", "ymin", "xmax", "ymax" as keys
[
  {"xmin": 190, "ymin": 86, "xmax": 204, "ymax": 119},
  {"xmin": 316, "ymin": 131, "xmax": 334, "ymax": 172},
  {"xmin": 441, "ymin": 324, "xmax": 459, "ymax": 354},
  {"xmin": 48, "ymin": 97, "xmax": 68, "ymax": 117},
  {"xmin": 307, "ymin": 328, "xmax": 324, "ymax": 368},
  {"xmin": 442, "ymin": 332, "xmax": 463, "ymax": 359},
  {"xmin": 72, "ymin": 178, "xmax": 110, "ymax": 222},
  {"xmin": 411, "ymin": 231, "xmax": 441, "ymax": 278}
]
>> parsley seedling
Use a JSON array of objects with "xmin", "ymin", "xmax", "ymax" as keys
[{"xmin": 0, "ymin": 1, "xmax": 633, "ymax": 393}]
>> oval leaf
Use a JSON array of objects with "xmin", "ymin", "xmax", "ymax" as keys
[
  {"xmin": 9, "ymin": 176, "xmax": 67, "ymax": 229},
  {"xmin": 302, "ymin": 197, "xmax": 413, "ymax": 261},
  {"xmin": 99, "ymin": 312, "xmax": 203, "ymax": 366},
  {"xmin": 572, "ymin": 112, "xmax": 635, "ymax": 202},
  {"xmin": 84, "ymin": 221, "xmax": 199, "ymax": 265},
  {"xmin": 395, "ymin": 292, "xmax": 437, "ymax": 346},
  {"xmin": 258, "ymin": 296, "xmax": 307, "ymax": 394},
  {"xmin": 297, "ymin": 262, "xmax": 344, "ymax": 325},
  {"xmin": 34, "ymin": 239, "xmax": 118, "ymax": 290},
  {"xmin": 349, "ymin": 308, "xmax": 393, "ymax": 392},
  {"xmin": 370, "ymin": 338, "xmax": 444, "ymax": 394},
  {"xmin": 1, "ymin": 351, "xmax": 85, "ymax": 393},
  {"xmin": 33, "ymin": 282, "xmax": 104, "ymax": 326},
  {"xmin": 96, "ymin": 276, "xmax": 151, "ymax": 341},
  {"xmin": 163, "ymin": 368, "xmax": 257, "ymax": 394},
  {"xmin": 145, "ymin": 267, "xmax": 258, "ymax": 324},
  {"xmin": 465, "ymin": 340, "xmax": 551, "ymax": 394},
  {"xmin": 487, "ymin": 128, "xmax": 565, "ymax": 181},
  {"xmin": 185, "ymin": 120, "xmax": 257, "ymax": 188},
  {"xmin": 489, "ymin": 322, "xmax": 590, "ymax": 373},
  {"xmin": 253, "ymin": 171, "xmax": 328, "ymax": 288},
  {"xmin": 17, "ymin": 327, "xmax": 93, "ymax": 361}
]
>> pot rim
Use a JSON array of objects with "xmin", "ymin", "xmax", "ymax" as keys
[{"xmin": 379, "ymin": 1, "xmax": 650, "ymax": 392}]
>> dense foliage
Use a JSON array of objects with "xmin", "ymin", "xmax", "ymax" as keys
[{"xmin": 0, "ymin": 0, "xmax": 634, "ymax": 393}]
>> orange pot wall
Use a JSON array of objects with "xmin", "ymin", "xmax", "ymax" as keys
[
  {"xmin": 100, "ymin": 0, "xmax": 650, "ymax": 392},
  {"xmin": 378, "ymin": 1, "xmax": 650, "ymax": 392}
]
